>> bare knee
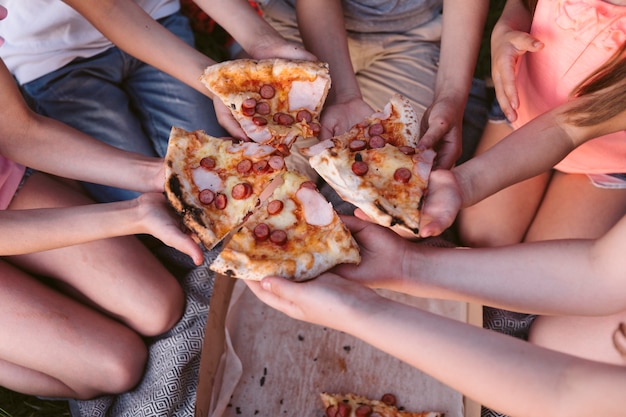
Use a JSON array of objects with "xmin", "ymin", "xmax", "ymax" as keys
[
  {"xmin": 73, "ymin": 329, "xmax": 148, "ymax": 399},
  {"xmin": 130, "ymin": 283, "xmax": 185, "ymax": 337}
]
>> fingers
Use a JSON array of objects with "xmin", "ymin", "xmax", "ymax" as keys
[
  {"xmin": 213, "ymin": 100, "xmax": 247, "ymax": 141},
  {"xmin": 492, "ymin": 33, "xmax": 544, "ymax": 122},
  {"xmin": 339, "ymin": 213, "xmax": 370, "ymax": 232}
]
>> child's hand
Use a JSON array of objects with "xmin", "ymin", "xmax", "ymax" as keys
[
  {"xmin": 246, "ymin": 272, "xmax": 380, "ymax": 331},
  {"xmin": 327, "ymin": 215, "xmax": 410, "ymax": 290},
  {"xmin": 491, "ymin": 29, "xmax": 544, "ymax": 123},
  {"xmin": 135, "ymin": 193, "xmax": 204, "ymax": 265},
  {"xmin": 418, "ymin": 169, "xmax": 463, "ymax": 238},
  {"xmin": 319, "ymin": 97, "xmax": 375, "ymax": 140},
  {"xmin": 418, "ymin": 97, "xmax": 463, "ymax": 170}
]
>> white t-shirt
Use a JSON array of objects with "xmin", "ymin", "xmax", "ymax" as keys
[{"xmin": 0, "ymin": 0, "xmax": 179, "ymax": 84}]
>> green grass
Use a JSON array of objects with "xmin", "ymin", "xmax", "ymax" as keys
[{"xmin": 0, "ymin": 388, "xmax": 70, "ymax": 417}]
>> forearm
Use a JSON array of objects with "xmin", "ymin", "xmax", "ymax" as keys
[
  {"xmin": 17, "ymin": 113, "xmax": 162, "ymax": 192},
  {"xmin": 296, "ymin": 0, "xmax": 361, "ymax": 104},
  {"xmin": 195, "ymin": 0, "xmax": 281, "ymax": 56},
  {"xmin": 403, "ymin": 210, "xmax": 626, "ymax": 315},
  {"xmin": 0, "ymin": 200, "xmax": 147, "ymax": 255},
  {"xmin": 63, "ymin": 0, "xmax": 215, "ymax": 97},
  {"xmin": 344, "ymin": 296, "xmax": 626, "ymax": 417},
  {"xmin": 454, "ymin": 109, "xmax": 576, "ymax": 207},
  {"xmin": 436, "ymin": 0, "xmax": 488, "ymax": 105}
]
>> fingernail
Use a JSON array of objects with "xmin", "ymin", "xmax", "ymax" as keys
[{"xmin": 261, "ymin": 279, "xmax": 272, "ymax": 291}]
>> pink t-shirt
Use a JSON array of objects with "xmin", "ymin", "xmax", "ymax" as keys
[
  {"xmin": 0, "ymin": 156, "xmax": 26, "ymax": 209},
  {"xmin": 514, "ymin": 0, "xmax": 626, "ymax": 174}
]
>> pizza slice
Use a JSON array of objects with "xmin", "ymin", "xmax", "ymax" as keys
[
  {"xmin": 304, "ymin": 94, "xmax": 436, "ymax": 237},
  {"xmin": 164, "ymin": 127, "xmax": 287, "ymax": 250},
  {"xmin": 321, "ymin": 392, "xmax": 443, "ymax": 417},
  {"xmin": 209, "ymin": 170, "xmax": 360, "ymax": 282},
  {"xmin": 201, "ymin": 58, "xmax": 331, "ymax": 147}
]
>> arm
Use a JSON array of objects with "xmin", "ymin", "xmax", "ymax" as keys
[
  {"xmin": 0, "ymin": 59, "xmax": 163, "ymax": 193},
  {"xmin": 418, "ymin": 0, "xmax": 488, "ymax": 169},
  {"xmin": 490, "ymin": 0, "xmax": 543, "ymax": 122},
  {"xmin": 0, "ymin": 193, "xmax": 204, "ymax": 264},
  {"xmin": 193, "ymin": 0, "xmax": 315, "ymax": 61},
  {"xmin": 248, "ymin": 273, "xmax": 626, "ymax": 417},
  {"xmin": 295, "ymin": 0, "xmax": 375, "ymax": 139},
  {"xmin": 420, "ymin": 100, "xmax": 626, "ymax": 236},
  {"xmin": 334, "ymin": 212, "xmax": 626, "ymax": 316}
]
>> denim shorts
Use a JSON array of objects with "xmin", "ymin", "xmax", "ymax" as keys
[
  {"xmin": 487, "ymin": 100, "xmax": 626, "ymax": 189},
  {"xmin": 487, "ymin": 98, "xmax": 511, "ymax": 124}
]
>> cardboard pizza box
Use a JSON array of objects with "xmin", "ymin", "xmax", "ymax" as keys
[{"xmin": 196, "ymin": 274, "xmax": 482, "ymax": 417}]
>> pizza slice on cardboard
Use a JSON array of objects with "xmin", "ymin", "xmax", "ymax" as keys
[
  {"xmin": 303, "ymin": 94, "xmax": 436, "ymax": 237},
  {"xmin": 321, "ymin": 392, "xmax": 444, "ymax": 417},
  {"xmin": 201, "ymin": 58, "xmax": 331, "ymax": 148}
]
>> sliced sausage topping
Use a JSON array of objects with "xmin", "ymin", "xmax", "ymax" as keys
[
  {"xmin": 259, "ymin": 84, "xmax": 275, "ymax": 99},
  {"xmin": 231, "ymin": 182, "xmax": 253, "ymax": 200},
  {"xmin": 352, "ymin": 160, "xmax": 369, "ymax": 176},
  {"xmin": 255, "ymin": 101, "xmax": 271, "ymax": 115},
  {"xmin": 296, "ymin": 109, "xmax": 312, "ymax": 123},
  {"xmin": 368, "ymin": 122, "xmax": 384, "ymax": 136},
  {"xmin": 269, "ymin": 229, "xmax": 288, "ymax": 245},
  {"xmin": 252, "ymin": 160, "xmax": 270, "ymax": 173},
  {"xmin": 266, "ymin": 199, "xmax": 284, "ymax": 215},
  {"xmin": 268, "ymin": 155, "xmax": 285, "ymax": 170},
  {"xmin": 200, "ymin": 156, "xmax": 217, "ymax": 170},
  {"xmin": 368, "ymin": 135, "xmax": 386, "ymax": 149},
  {"xmin": 253, "ymin": 223, "xmax": 270, "ymax": 241},
  {"xmin": 393, "ymin": 167, "xmax": 412, "ymax": 183},
  {"xmin": 214, "ymin": 193, "xmax": 228, "ymax": 210},
  {"xmin": 252, "ymin": 116, "xmax": 267, "ymax": 126},
  {"xmin": 198, "ymin": 189, "xmax": 215, "ymax": 205},
  {"xmin": 236, "ymin": 159, "xmax": 253, "ymax": 174}
]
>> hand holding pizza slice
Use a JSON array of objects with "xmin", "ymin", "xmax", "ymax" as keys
[
  {"xmin": 201, "ymin": 58, "xmax": 331, "ymax": 148},
  {"xmin": 304, "ymin": 94, "xmax": 436, "ymax": 238}
]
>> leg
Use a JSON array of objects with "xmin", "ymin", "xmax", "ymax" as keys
[
  {"xmin": 7, "ymin": 172, "xmax": 185, "ymax": 336},
  {"xmin": 0, "ymin": 261, "xmax": 147, "ymax": 399},
  {"xmin": 529, "ymin": 312, "xmax": 626, "ymax": 365},
  {"xmin": 525, "ymin": 171, "xmax": 626, "ymax": 241},
  {"xmin": 526, "ymin": 173, "xmax": 626, "ymax": 364},
  {"xmin": 125, "ymin": 12, "xmax": 227, "ymax": 158},
  {"xmin": 456, "ymin": 121, "xmax": 551, "ymax": 247}
]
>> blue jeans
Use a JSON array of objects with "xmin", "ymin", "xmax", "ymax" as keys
[{"xmin": 22, "ymin": 12, "xmax": 225, "ymax": 202}]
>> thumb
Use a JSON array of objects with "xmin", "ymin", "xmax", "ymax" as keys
[{"xmin": 512, "ymin": 33, "xmax": 544, "ymax": 53}]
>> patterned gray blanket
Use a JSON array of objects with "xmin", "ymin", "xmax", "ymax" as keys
[{"xmin": 72, "ymin": 245, "xmax": 220, "ymax": 417}]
